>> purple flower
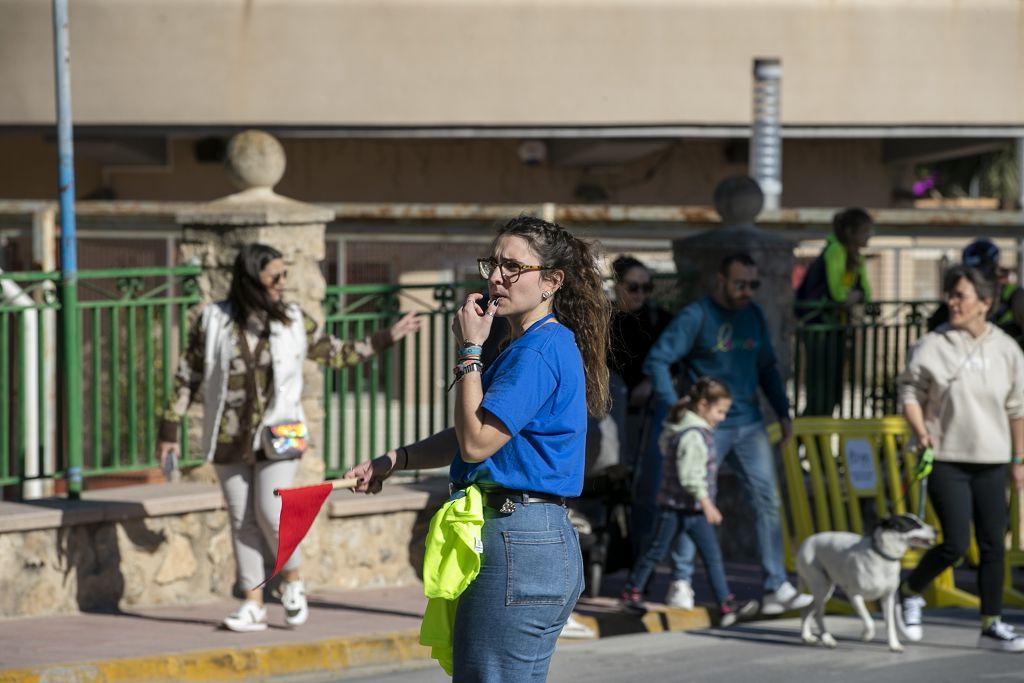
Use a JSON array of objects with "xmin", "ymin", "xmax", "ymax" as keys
[{"xmin": 913, "ymin": 176, "xmax": 937, "ymax": 197}]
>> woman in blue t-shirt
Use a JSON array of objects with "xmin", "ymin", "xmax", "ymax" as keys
[{"xmin": 346, "ymin": 215, "xmax": 611, "ymax": 681}]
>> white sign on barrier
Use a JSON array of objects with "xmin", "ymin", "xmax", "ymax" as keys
[{"xmin": 845, "ymin": 439, "xmax": 877, "ymax": 493}]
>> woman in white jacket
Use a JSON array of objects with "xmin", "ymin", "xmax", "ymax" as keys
[
  {"xmin": 897, "ymin": 265, "xmax": 1024, "ymax": 652},
  {"xmin": 156, "ymin": 244, "xmax": 420, "ymax": 632}
]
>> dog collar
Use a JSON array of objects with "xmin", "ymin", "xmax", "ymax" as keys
[{"xmin": 871, "ymin": 537, "xmax": 903, "ymax": 562}]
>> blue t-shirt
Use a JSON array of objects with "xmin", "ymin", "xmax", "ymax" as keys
[
  {"xmin": 449, "ymin": 322, "xmax": 587, "ymax": 497},
  {"xmin": 643, "ymin": 297, "xmax": 790, "ymax": 429}
]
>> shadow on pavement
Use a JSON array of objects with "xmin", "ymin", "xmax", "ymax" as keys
[{"xmin": 305, "ymin": 599, "xmax": 422, "ymax": 620}]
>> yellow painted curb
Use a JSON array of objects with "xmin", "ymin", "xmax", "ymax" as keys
[
  {"xmin": 641, "ymin": 606, "xmax": 714, "ymax": 633},
  {"xmin": 0, "ymin": 629, "xmax": 430, "ymax": 683},
  {"xmin": 571, "ymin": 605, "xmax": 714, "ymax": 639}
]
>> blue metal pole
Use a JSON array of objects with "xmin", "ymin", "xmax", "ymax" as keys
[{"xmin": 52, "ymin": 0, "xmax": 83, "ymax": 499}]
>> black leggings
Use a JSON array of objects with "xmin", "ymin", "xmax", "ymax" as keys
[{"xmin": 905, "ymin": 460, "xmax": 1008, "ymax": 616}]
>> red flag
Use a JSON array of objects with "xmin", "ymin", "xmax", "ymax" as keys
[{"xmin": 256, "ymin": 482, "xmax": 333, "ymax": 589}]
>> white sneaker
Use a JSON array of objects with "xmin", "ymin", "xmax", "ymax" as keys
[
  {"xmin": 560, "ymin": 615, "xmax": 596, "ymax": 639},
  {"xmin": 978, "ymin": 620, "xmax": 1024, "ymax": 653},
  {"xmin": 281, "ymin": 579, "xmax": 309, "ymax": 627},
  {"xmin": 665, "ymin": 580, "xmax": 695, "ymax": 610},
  {"xmin": 761, "ymin": 581, "xmax": 813, "ymax": 616},
  {"xmin": 223, "ymin": 600, "xmax": 268, "ymax": 632},
  {"xmin": 898, "ymin": 594, "xmax": 925, "ymax": 642}
]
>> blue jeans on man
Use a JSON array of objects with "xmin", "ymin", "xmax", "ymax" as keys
[{"xmin": 670, "ymin": 420, "xmax": 787, "ymax": 593}]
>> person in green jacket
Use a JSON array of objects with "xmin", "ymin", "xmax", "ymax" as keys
[{"xmin": 795, "ymin": 208, "xmax": 873, "ymax": 416}]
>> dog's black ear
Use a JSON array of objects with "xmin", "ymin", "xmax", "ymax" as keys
[
  {"xmin": 887, "ymin": 514, "xmax": 922, "ymax": 533},
  {"xmin": 879, "ymin": 516, "xmax": 896, "ymax": 530}
]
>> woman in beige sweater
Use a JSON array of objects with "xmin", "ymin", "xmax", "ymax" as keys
[{"xmin": 897, "ymin": 265, "xmax": 1024, "ymax": 653}]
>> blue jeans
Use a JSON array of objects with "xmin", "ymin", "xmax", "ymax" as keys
[
  {"xmin": 627, "ymin": 507, "xmax": 731, "ymax": 604},
  {"xmin": 671, "ymin": 421, "xmax": 787, "ymax": 593},
  {"xmin": 452, "ymin": 500, "xmax": 583, "ymax": 683}
]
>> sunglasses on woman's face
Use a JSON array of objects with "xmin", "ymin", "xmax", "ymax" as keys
[
  {"xmin": 267, "ymin": 271, "xmax": 287, "ymax": 286},
  {"xmin": 623, "ymin": 281, "xmax": 654, "ymax": 294}
]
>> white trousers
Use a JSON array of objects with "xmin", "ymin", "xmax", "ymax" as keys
[{"xmin": 216, "ymin": 458, "xmax": 301, "ymax": 591}]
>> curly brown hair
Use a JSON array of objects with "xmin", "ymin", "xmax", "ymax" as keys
[{"xmin": 496, "ymin": 215, "xmax": 611, "ymax": 416}]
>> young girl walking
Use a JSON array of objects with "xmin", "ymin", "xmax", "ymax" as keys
[{"xmin": 621, "ymin": 377, "xmax": 741, "ymax": 625}]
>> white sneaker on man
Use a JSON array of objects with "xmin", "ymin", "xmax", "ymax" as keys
[
  {"xmin": 978, "ymin": 620, "xmax": 1024, "ymax": 653},
  {"xmin": 760, "ymin": 581, "xmax": 813, "ymax": 616},
  {"xmin": 665, "ymin": 580, "xmax": 695, "ymax": 610},
  {"xmin": 898, "ymin": 594, "xmax": 925, "ymax": 642},
  {"xmin": 281, "ymin": 579, "xmax": 309, "ymax": 627},
  {"xmin": 223, "ymin": 600, "xmax": 268, "ymax": 632}
]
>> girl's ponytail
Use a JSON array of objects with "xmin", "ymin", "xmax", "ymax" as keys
[{"xmin": 668, "ymin": 376, "xmax": 731, "ymax": 423}]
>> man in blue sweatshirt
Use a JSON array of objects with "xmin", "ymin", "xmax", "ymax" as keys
[{"xmin": 642, "ymin": 253, "xmax": 810, "ymax": 614}]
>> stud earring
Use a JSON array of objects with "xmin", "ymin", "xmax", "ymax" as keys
[{"xmin": 541, "ymin": 291, "xmax": 550, "ymax": 300}]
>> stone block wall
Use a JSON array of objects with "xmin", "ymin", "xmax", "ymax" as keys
[{"xmin": 0, "ymin": 479, "xmax": 445, "ymax": 619}]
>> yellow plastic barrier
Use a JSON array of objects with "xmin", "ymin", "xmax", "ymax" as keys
[{"xmin": 766, "ymin": 417, "xmax": 1024, "ymax": 610}]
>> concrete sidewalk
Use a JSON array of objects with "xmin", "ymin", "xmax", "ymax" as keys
[{"xmin": 0, "ymin": 563, "xmax": 762, "ymax": 682}]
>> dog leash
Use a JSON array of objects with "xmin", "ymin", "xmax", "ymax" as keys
[{"xmin": 897, "ymin": 448, "xmax": 937, "ymax": 511}]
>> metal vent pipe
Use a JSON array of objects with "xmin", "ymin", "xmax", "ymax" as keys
[{"xmin": 751, "ymin": 58, "xmax": 783, "ymax": 211}]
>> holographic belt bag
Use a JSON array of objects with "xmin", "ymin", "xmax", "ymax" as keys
[{"xmin": 260, "ymin": 421, "xmax": 308, "ymax": 461}]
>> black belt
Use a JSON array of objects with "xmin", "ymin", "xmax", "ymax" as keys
[{"xmin": 452, "ymin": 484, "xmax": 566, "ymax": 513}]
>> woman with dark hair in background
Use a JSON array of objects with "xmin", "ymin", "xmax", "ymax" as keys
[
  {"xmin": 346, "ymin": 216, "xmax": 610, "ymax": 681},
  {"xmin": 609, "ymin": 255, "xmax": 674, "ymax": 419},
  {"xmin": 897, "ymin": 265, "xmax": 1024, "ymax": 652},
  {"xmin": 795, "ymin": 207, "xmax": 873, "ymax": 416},
  {"xmin": 156, "ymin": 243, "xmax": 421, "ymax": 632},
  {"xmin": 606, "ymin": 255, "xmax": 678, "ymax": 597}
]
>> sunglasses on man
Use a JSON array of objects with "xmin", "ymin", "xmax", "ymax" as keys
[{"xmin": 731, "ymin": 279, "xmax": 761, "ymax": 292}]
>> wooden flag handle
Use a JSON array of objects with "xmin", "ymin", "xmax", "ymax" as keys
[{"xmin": 273, "ymin": 477, "xmax": 360, "ymax": 497}]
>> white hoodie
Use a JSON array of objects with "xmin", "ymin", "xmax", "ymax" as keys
[{"xmin": 898, "ymin": 323, "xmax": 1024, "ymax": 464}]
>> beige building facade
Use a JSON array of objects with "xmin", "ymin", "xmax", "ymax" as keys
[{"xmin": 1, "ymin": 0, "xmax": 1022, "ymax": 207}]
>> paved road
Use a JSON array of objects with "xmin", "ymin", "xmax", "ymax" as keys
[{"xmin": 281, "ymin": 609, "xmax": 1024, "ymax": 683}]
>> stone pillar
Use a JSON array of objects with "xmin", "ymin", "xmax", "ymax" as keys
[
  {"xmin": 176, "ymin": 130, "xmax": 335, "ymax": 486},
  {"xmin": 672, "ymin": 176, "xmax": 796, "ymax": 386},
  {"xmin": 671, "ymin": 176, "xmax": 797, "ymax": 563}
]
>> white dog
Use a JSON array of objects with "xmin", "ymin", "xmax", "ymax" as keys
[{"xmin": 796, "ymin": 513, "xmax": 936, "ymax": 652}]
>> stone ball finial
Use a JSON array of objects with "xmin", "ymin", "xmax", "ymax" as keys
[
  {"xmin": 224, "ymin": 130, "xmax": 286, "ymax": 191},
  {"xmin": 713, "ymin": 176, "xmax": 764, "ymax": 226}
]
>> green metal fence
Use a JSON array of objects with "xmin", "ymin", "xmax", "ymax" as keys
[
  {"xmin": 77, "ymin": 267, "xmax": 202, "ymax": 474},
  {"xmin": 792, "ymin": 300, "xmax": 940, "ymax": 418},
  {"xmin": 320, "ymin": 280, "xmax": 484, "ymax": 477},
  {"xmin": 0, "ymin": 266, "xmax": 201, "ymax": 491}
]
